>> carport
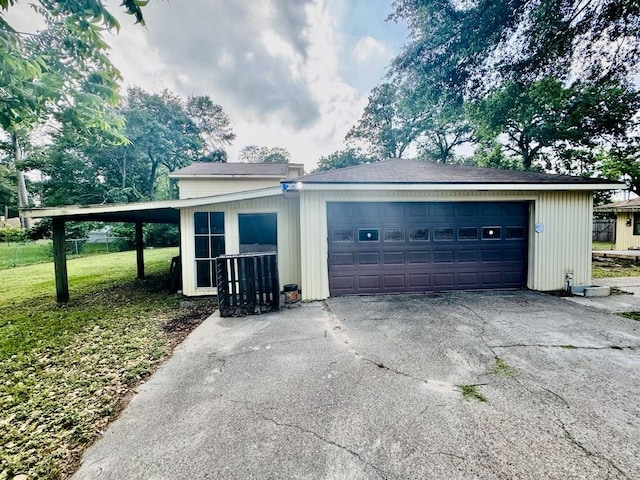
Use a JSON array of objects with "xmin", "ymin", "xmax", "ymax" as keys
[{"xmin": 22, "ymin": 201, "xmax": 181, "ymax": 303}]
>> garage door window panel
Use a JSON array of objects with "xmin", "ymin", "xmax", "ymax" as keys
[
  {"xmin": 409, "ymin": 228, "xmax": 429, "ymax": 241},
  {"xmin": 333, "ymin": 229, "xmax": 354, "ymax": 242},
  {"xmin": 458, "ymin": 227, "xmax": 478, "ymax": 240},
  {"xmin": 482, "ymin": 227, "xmax": 502, "ymax": 240},
  {"xmin": 434, "ymin": 227, "xmax": 454, "ymax": 241},
  {"xmin": 358, "ymin": 229, "xmax": 379, "ymax": 242},
  {"xmin": 384, "ymin": 228, "xmax": 405, "ymax": 242},
  {"xmin": 506, "ymin": 226, "xmax": 525, "ymax": 240}
]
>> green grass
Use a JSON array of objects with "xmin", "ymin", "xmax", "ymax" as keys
[
  {"xmin": 0, "ymin": 240, "xmax": 133, "ymax": 269},
  {"xmin": 0, "ymin": 241, "xmax": 52, "ymax": 268},
  {"xmin": 457, "ymin": 384, "xmax": 488, "ymax": 402},
  {"xmin": 592, "ymin": 241, "xmax": 615, "ymax": 251},
  {"xmin": 0, "ymin": 248, "xmax": 217, "ymax": 480},
  {"xmin": 492, "ymin": 358, "xmax": 517, "ymax": 378},
  {"xmin": 592, "ymin": 257, "xmax": 640, "ymax": 279},
  {"xmin": 619, "ymin": 312, "xmax": 640, "ymax": 321}
]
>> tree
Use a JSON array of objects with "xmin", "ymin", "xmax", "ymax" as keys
[
  {"xmin": 239, "ymin": 145, "xmax": 291, "ymax": 163},
  {"xmin": 0, "ymin": 0, "xmax": 146, "ymax": 224},
  {"xmin": 346, "ymin": 83, "xmax": 427, "ymax": 158},
  {"xmin": 186, "ymin": 96, "xmax": 236, "ymax": 157},
  {"xmin": 469, "ymin": 76, "xmax": 639, "ymax": 170},
  {"xmin": 601, "ymin": 138, "xmax": 640, "ymax": 196},
  {"xmin": 390, "ymin": 0, "xmax": 640, "ymax": 97},
  {"xmin": 314, "ymin": 148, "xmax": 374, "ymax": 172}
]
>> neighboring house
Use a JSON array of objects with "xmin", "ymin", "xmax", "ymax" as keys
[
  {"xmin": 87, "ymin": 225, "xmax": 114, "ymax": 243},
  {"xmin": 594, "ymin": 198, "xmax": 640, "ymax": 250},
  {"xmin": 24, "ymin": 159, "xmax": 623, "ymax": 302},
  {"xmin": 168, "ymin": 162, "xmax": 305, "ymax": 198}
]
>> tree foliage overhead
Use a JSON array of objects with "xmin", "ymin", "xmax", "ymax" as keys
[
  {"xmin": 32, "ymin": 87, "xmax": 236, "ymax": 206},
  {"xmin": 390, "ymin": 0, "xmax": 640, "ymax": 95},
  {"xmin": 314, "ymin": 148, "xmax": 375, "ymax": 172},
  {"xmin": 239, "ymin": 145, "xmax": 291, "ymax": 164},
  {"xmin": 470, "ymin": 76, "xmax": 640, "ymax": 170}
]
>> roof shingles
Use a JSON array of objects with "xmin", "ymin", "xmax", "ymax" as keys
[{"xmin": 290, "ymin": 158, "xmax": 619, "ymax": 185}]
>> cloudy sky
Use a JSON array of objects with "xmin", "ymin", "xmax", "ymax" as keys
[{"xmin": 11, "ymin": 0, "xmax": 408, "ymax": 171}]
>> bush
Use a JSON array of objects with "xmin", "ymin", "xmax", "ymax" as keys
[{"xmin": 0, "ymin": 226, "xmax": 25, "ymax": 243}]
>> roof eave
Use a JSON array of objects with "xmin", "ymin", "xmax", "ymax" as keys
[
  {"xmin": 22, "ymin": 186, "xmax": 284, "ymax": 219},
  {"xmin": 284, "ymin": 182, "xmax": 625, "ymax": 192}
]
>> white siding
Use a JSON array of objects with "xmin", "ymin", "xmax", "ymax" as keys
[
  {"xmin": 180, "ymin": 194, "xmax": 300, "ymax": 296},
  {"xmin": 179, "ymin": 178, "xmax": 283, "ymax": 199},
  {"xmin": 614, "ymin": 213, "xmax": 640, "ymax": 249},
  {"xmin": 298, "ymin": 189, "xmax": 594, "ymax": 300}
]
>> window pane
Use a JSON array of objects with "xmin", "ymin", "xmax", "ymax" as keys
[
  {"xmin": 211, "ymin": 236, "xmax": 225, "ymax": 258},
  {"xmin": 358, "ymin": 229, "xmax": 379, "ymax": 242},
  {"xmin": 210, "ymin": 212, "xmax": 225, "ymax": 234},
  {"xmin": 195, "ymin": 236, "xmax": 209, "ymax": 258},
  {"xmin": 458, "ymin": 227, "xmax": 478, "ymax": 240},
  {"xmin": 482, "ymin": 227, "xmax": 502, "ymax": 240},
  {"xmin": 506, "ymin": 226, "xmax": 525, "ymax": 239},
  {"xmin": 433, "ymin": 227, "xmax": 454, "ymax": 241},
  {"xmin": 196, "ymin": 260, "xmax": 211, "ymax": 288},
  {"xmin": 409, "ymin": 228, "xmax": 429, "ymax": 241},
  {"xmin": 384, "ymin": 228, "xmax": 405, "ymax": 242},
  {"xmin": 194, "ymin": 212, "xmax": 209, "ymax": 234},
  {"xmin": 332, "ymin": 229, "xmax": 353, "ymax": 242},
  {"xmin": 634, "ymin": 213, "xmax": 640, "ymax": 235}
]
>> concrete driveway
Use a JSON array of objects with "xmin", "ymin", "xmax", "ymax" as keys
[{"xmin": 73, "ymin": 291, "xmax": 640, "ymax": 479}]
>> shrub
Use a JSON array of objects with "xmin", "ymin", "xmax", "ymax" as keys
[{"xmin": 0, "ymin": 226, "xmax": 25, "ymax": 243}]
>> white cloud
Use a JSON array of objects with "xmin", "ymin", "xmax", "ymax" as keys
[
  {"xmin": 6, "ymin": 0, "xmax": 398, "ymax": 171},
  {"xmin": 353, "ymin": 36, "xmax": 390, "ymax": 63}
]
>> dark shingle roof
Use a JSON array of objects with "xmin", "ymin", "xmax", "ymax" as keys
[
  {"xmin": 595, "ymin": 197, "xmax": 640, "ymax": 211},
  {"xmin": 290, "ymin": 158, "xmax": 619, "ymax": 185},
  {"xmin": 171, "ymin": 162, "xmax": 294, "ymax": 177}
]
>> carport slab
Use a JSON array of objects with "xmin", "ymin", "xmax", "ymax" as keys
[{"xmin": 73, "ymin": 291, "xmax": 640, "ymax": 479}]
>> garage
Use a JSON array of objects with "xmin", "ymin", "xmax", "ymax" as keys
[{"xmin": 327, "ymin": 201, "xmax": 529, "ymax": 295}]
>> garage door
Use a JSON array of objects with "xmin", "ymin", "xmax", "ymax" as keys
[{"xmin": 327, "ymin": 202, "xmax": 529, "ymax": 295}]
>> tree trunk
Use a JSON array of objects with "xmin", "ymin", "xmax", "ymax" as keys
[{"xmin": 13, "ymin": 134, "xmax": 31, "ymax": 229}]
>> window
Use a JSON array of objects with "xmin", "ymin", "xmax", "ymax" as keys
[
  {"xmin": 358, "ymin": 228, "xmax": 379, "ymax": 242},
  {"xmin": 458, "ymin": 227, "xmax": 478, "ymax": 240},
  {"xmin": 332, "ymin": 229, "xmax": 354, "ymax": 242},
  {"xmin": 433, "ymin": 227, "xmax": 454, "ymax": 241},
  {"xmin": 239, "ymin": 213, "xmax": 277, "ymax": 253},
  {"xmin": 194, "ymin": 212, "xmax": 225, "ymax": 288},
  {"xmin": 506, "ymin": 226, "xmax": 525, "ymax": 240},
  {"xmin": 409, "ymin": 228, "xmax": 429, "ymax": 242},
  {"xmin": 634, "ymin": 213, "xmax": 640, "ymax": 236},
  {"xmin": 482, "ymin": 226, "xmax": 502, "ymax": 240},
  {"xmin": 384, "ymin": 228, "xmax": 405, "ymax": 242}
]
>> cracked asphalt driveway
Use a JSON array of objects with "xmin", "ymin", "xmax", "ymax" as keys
[{"xmin": 73, "ymin": 291, "xmax": 640, "ymax": 479}]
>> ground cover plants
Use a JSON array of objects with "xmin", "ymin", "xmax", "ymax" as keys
[{"xmin": 0, "ymin": 248, "xmax": 216, "ymax": 479}]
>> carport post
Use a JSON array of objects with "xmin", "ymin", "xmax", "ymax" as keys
[
  {"xmin": 135, "ymin": 221, "xmax": 144, "ymax": 279},
  {"xmin": 52, "ymin": 217, "xmax": 69, "ymax": 303}
]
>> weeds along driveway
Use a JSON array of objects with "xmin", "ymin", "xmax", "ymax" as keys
[{"xmin": 73, "ymin": 291, "xmax": 640, "ymax": 480}]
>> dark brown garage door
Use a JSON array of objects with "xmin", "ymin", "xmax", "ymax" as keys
[{"xmin": 327, "ymin": 201, "xmax": 529, "ymax": 295}]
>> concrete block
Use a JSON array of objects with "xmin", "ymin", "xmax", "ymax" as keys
[
  {"xmin": 584, "ymin": 286, "xmax": 611, "ymax": 297},
  {"xmin": 571, "ymin": 285, "xmax": 587, "ymax": 295}
]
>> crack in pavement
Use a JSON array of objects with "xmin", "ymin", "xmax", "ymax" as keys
[
  {"xmin": 556, "ymin": 417, "xmax": 628, "ymax": 479},
  {"xmin": 361, "ymin": 357, "xmax": 429, "ymax": 385},
  {"xmin": 258, "ymin": 412, "xmax": 391, "ymax": 480},
  {"xmin": 490, "ymin": 343, "xmax": 639, "ymax": 351}
]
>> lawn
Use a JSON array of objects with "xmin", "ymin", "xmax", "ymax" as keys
[
  {"xmin": 0, "ymin": 240, "xmax": 130, "ymax": 269},
  {"xmin": 592, "ymin": 256, "xmax": 640, "ymax": 278},
  {"xmin": 0, "ymin": 249, "xmax": 217, "ymax": 480},
  {"xmin": 0, "ymin": 241, "xmax": 52, "ymax": 269},
  {"xmin": 592, "ymin": 240, "xmax": 615, "ymax": 251}
]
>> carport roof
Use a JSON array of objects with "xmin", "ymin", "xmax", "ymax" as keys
[
  {"xmin": 21, "ymin": 187, "xmax": 283, "ymax": 223},
  {"xmin": 286, "ymin": 158, "xmax": 623, "ymax": 190}
]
